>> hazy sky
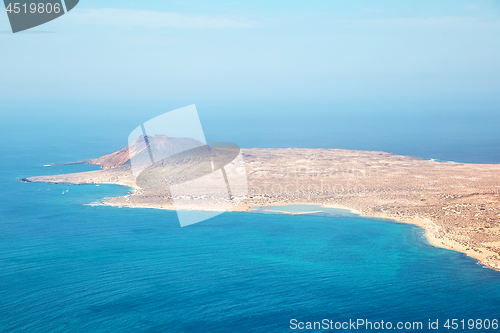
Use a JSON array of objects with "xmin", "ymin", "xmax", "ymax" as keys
[{"xmin": 1, "ymin": 0, "xmax": 500, "ymax": 117}]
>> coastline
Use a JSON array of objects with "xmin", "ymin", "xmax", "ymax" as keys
[
  {"xmin": 22, "ymin": 146, "xmax": 500, "ymax": 272},
  {"xmin": 323, "ymin": 203, "xmax": 500, "ymax": 271},
  {"xmin": 248, "ymin": 202, "xmax": 500, "ymax": 271},
  {"xmin": 319, "ymin": 202, "xmax": 500, "ymax": 271},
  {"xmin": 101, "ymin": 197, "xmax": 500, "ymax": 271}
]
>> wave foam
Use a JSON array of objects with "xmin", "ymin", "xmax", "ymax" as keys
[{"xmin": 85, "ymin": 201, "xmax": 105, "ymax": 207}]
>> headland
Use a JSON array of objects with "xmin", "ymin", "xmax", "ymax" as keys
[{"xmin": 21, "ymin": 136, "xmax": 500, "ymax": 270}]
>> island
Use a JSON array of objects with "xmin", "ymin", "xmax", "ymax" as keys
[{"xmin": 21, "ymin": 135, "xmax": 500, "ymax": 271}]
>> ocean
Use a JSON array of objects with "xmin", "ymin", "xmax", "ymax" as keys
[{"xmin": 1, "ymin": 111, "xmax": 500, "ymax": 332}]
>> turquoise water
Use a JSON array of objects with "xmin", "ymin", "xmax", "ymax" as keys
[{"xmin": 1, "ymin": 118, "xmax": 500, "ymax": 332}]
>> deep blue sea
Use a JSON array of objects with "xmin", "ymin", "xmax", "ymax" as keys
[{"xmin": 1, "ymin": 112, "xmax": 500, "ymax": 332}]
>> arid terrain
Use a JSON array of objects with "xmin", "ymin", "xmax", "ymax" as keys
[{"xmin": 22, "ymin": 136, "xmax": 500, "ymax": 270}]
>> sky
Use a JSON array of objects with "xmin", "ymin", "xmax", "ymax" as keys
[
  {"xmin": 1, "ymin": 0, "xmax": 500, "ymax": 157},
  {"xmin": 1, "ymin": 1, "xmax": 499, "ymax": 107}
]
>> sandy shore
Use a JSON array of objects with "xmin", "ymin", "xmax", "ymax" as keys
[
  {"xmin": 324, "ymin": 203, "xmax": 500, "ymax": 271},
  {"xmin": 244, "ymin": 202, "xmax": 500, "ymax": 271},
  {"xmin": 21, "ymin": 145, "xmax": 500, "ymax": 271}
]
